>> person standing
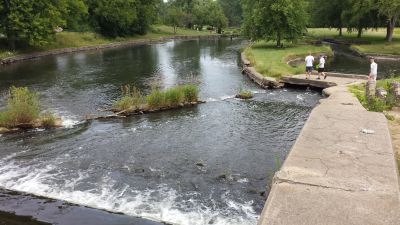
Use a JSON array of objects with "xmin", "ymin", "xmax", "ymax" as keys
[
  {"xmin": 305, "ymin": 52, "xmax": 314, "ymax": 80},
  {"xmin": 317, "ymin": 55, "xmax": 327, "ymax": 80},
  {"xmin": 369, "ymin": 57, "xmax": 378, "ymax": 81}
]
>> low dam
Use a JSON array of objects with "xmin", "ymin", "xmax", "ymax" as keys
[{"xmin": 258, "ymin": 77, "xmax": 400, "ymax": 225}]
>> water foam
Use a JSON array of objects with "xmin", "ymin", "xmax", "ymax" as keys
[{"xmin": 0, "ymin": 157, "xmax": 259, "ymax": 225}]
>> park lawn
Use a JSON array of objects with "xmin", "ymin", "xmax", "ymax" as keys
[
  {"xmin": 0, "ymin": 25, "xmax": 212, "ymax": 59},
  {"xmin": 307, "ymin": 28, "xmax": 400, "ymax": 56},
  {"xmin": 244, "ymin": 41, "xmax": 332, "ymax": 79}
]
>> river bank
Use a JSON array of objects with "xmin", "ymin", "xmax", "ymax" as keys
[
  {"xmin": 307, "ymin": 28, "xmax": 400, "ymax": 60},
  {"xmin": 0, "ymin": 25, "xmax": 221, "ymax": 65}
]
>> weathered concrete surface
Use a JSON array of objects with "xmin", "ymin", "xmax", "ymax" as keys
[
  {"xmin": 282, "ymin": 74, "xmax": 368, "ymax": 89},
  {"xmin": 258, "ymin": 79, "xmax": 400, "ymax": 225}
]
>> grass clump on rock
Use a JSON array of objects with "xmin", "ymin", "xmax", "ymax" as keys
[
  {"xmin": 113, "ymin": 84, "xmax": 200, "ymax": 113},
  {"xmin": 236, "ymin": 88, "xmax": 254, "ymax": 99},
  {"xmin": 0, "ymin": 86, "xmax": 58, "ymax": 129}
]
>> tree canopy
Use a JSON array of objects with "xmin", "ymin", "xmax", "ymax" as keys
[{"xmin": 242, "ymin": 0, "xmax": 308, "ymax": 47}]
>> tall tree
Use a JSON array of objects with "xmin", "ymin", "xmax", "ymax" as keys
[
  {"xmin": 342, "ymin": 0, "xmax": 381, "ymax": 38},
  {"xmin": 63, "ymin": 0, "xmax": 88, "ymax": 31},
  {"xmin": 165, "ymin": 5, "xmax": 185, "ymax": 34},
  {"xmin": 0, "ymin": 0, "xmax": 68, "ymax": 49},
  {"xmin": 218, "ymin": 0, "xmax": 242, "ymax": 27},
  {"xmin": 243, "ymin": 0, "xmax": 308, "ymax": 47},
  {"xmin": 310, "ymin": 0, "xmax": 349, "ymax": 36},
  {"xmin": 378, "ymin": 0, "xmax": 400, "ymax": 42},
  {"xmin": 86, "ymin": 0, "xmax": 157, "ymax": 37}
]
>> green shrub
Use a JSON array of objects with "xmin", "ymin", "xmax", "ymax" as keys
[
  {"xmin": 41, "ymin": 112, "xmax": 56, "ymax": 128},
  {"xmin": 165, "ymin": 87, "xmax": 184, "ymax": 107},
  {"xmin": 0, "ymin": 111, "xmax": 10, "ymax": 127},
  {"xmin": 181, "ymin": 85, "xmax": 199, "ymax": 102},
  {"xmin": 113, "ymin": 85, "xmax": 143, "ymax": 111},
  {"xmin": 5, "ymin": 87, "xmax": 40, "ymax": 126},
  {"xmin": 367, "ymin": 97, "xmax": 387, "ymax": 112},
  {"xmin": 146, "ymin": 88, "xmax": 165, "ymax": 109},
  {"xmin": 237, "ymin": 88, "xmax": 254, "ymax": 99},
  {"xmin": 113, "ymin": 96, "xmax": 134, "ymax": 111}
]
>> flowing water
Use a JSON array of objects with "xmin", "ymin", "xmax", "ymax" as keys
[{"xmin": 0, "ymin": 39, "xmax": 321, "ymax": 225}]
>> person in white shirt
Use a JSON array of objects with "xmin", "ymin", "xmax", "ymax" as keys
[
  {"xmin": 317, "ymin": 55, "xmax": 327, "ymax": 80},
  {"xmin": 369, "ymin": 58, "xmax": 378, "ymax": 81},
  {"xmin": 305, "ymin": 52, "xmax": 314, "ymax": 80}
]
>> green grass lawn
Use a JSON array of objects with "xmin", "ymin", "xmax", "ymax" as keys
[
  {"xmin": 0, "ymin": 25, "xmax": 212, "ymax": 60},
  {"xmin": 308, "ymin": 28, "xmax": 400, "ymax": 56},
  {"xmin": 244, "ymin": 41, "xmax": 332, "ymax": 78}
]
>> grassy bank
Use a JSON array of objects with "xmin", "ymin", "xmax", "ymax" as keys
[
  {"xmin": 0, "ymin": 87, "xmax": 57, "ymax": 129},
  {"xmin": 113, "ymin": 84, "xmax": 199, "ymax": 112},
  {"xmin": 0, "ymin": 25, "xmax": 212, "ymax": 60},
  {"xmin": 308, "ymin": 28, "xmax": 400, "ymax": 56},
  {"xmin": 244, "ymin": 41, "xmax": 332, "ymax": 79}
]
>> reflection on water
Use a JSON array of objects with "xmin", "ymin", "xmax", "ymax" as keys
[{"xmin": 0, "ymin": 39, "xmax": 321, "ymax": 225}]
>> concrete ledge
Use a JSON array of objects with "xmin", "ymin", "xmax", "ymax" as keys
[
  {"xmin": 0, "ymin": 35, "xmax": 221, "ymax": 65},
  {"xmin": 258, "ymin": 82, "xmax": 400, "ymax": 225}
]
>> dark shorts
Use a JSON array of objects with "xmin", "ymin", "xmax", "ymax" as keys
[
  {"xmin": 306, "ymin": 66, "xmax": 313, "ymax": 73},
  {"xmin": 318, "ymin": 68, "xmax": 325, "ymax": 73}
]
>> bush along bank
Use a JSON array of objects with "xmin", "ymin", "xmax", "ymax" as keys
[
  {"xmin": 349, "ymin": 77, "xmax": 400, "ymax": 113},
  {"xmin": 0, "ymin": 87, "xmax": 61, "ymax": 134},
  {"xmin": 98, "ymin": 84, "xmax": 204, "ymax": 118}
]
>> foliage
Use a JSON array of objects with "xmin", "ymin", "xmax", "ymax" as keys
[
  {"xmin": 0, "ymin": 0, "xmax": 68, "ymax": 48},
  {"xmin": 0, "ymin": 86, "xmax": 40, "ymax": 127},
  {"xmin": 165, "ymin": 88, "xmax": 184, "ymax": 107},
  {"xmin": 113, "ymin": 85, "xmax": 199, "ymax": 112},
  {"xmin": 349, "ymin": 77, "xmax": 400, "ymax": 112},
  {"xmin": 113, "ymin": 85, "xmax": 143, "ymax": 111},
  {"xmin": 236, "ymin": 88, "xmax": 254, "ymax": 99},
  {"xmin": 40, "ymin": 112, "xmax": 56, "ymax": 128},
  {"xmin": 217, "ymin": 0, "xmax": 242, "ymax": 27},
  {"xmin": 377, "ymin": 0, "xmax": 400, "ymax": 41},
  {"xmin": 308, "ymin": 0, "xmax": 348, "ymax": 35},
  {"xmin": 165, "ymin": 6, "xmax": 185, "ymax": 34},
  {"xmin": 181, "ymin": 84, "xmax": 199, "ymax": 102},
  {"xmin": 242, "ymin": 0, "xmax": 308, "ymax": 47}
]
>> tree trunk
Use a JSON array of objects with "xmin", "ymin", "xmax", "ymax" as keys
[
  {"xmin": 357, "ymin": 26, "xmax": 362, "ymax": 38},
  {"xmin": 386, "ymin": 16, "xmax": 398, "ymax": 42},
  {"xmin": 277, "ymin": 32, "xmax": 281, "ymax": 48},
  {"xmin": 174, "ymin": 26, "xmax": 177, "ymax": 34},
  {"xmin": 339, "ymin": 27, "xmax": 342, "ymax": 36}
]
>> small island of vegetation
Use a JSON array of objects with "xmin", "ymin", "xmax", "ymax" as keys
[
  {"xmin": 0, "ymin": 87, "xmax": 61, "ymax": 133},
  {"xmin": 109, "ymin": 84, "xmax": 202, "ymax": 116}
]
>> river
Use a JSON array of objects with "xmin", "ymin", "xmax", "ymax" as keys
[{"xmin": 0, "ymin": 38, "xmax": 322, "ymax": 225}]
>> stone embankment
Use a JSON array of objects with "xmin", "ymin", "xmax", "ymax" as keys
[
  {"xmin": 258, "ymin": 77, "xmax": 400, "ymax": 224},
  {"xmin": 0, "ymin": 35, "xmax": 221, "ymax": 65},
  {"xmin": 241, "ymin": 53, "xmax": 282, "ymax": 89}
]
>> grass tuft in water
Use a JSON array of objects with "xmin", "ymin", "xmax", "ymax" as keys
[
  {"xmin": 236, "ymin": 88, "xmax": 254, "ymax": 99},
  {"xmin": 114, "ymin": 85, "xmax": 199, "ymax": 112},
  {"xmin": 0, "ymin": 86, "xmax": 56, "ymax": 128}
]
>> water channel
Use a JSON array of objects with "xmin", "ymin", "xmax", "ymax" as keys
[{"xmin": 0, "ymin": 38, "xmax": 397, "ymax": 225}]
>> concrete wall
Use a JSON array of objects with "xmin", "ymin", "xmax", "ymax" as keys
[{"xmin": 258, "ymin": 84, "xmax": 400, "ymax": 225}]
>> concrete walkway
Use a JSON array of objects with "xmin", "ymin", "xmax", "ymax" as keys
[{"xmin": 258, "ymin": 76, "xmax": 400, "ymax": 225}]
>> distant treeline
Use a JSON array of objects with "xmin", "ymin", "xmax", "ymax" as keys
[
  {"xmin": 0, "ymin": 0, "xmax": 239, "ymax": 50},
  {"xmin": 242, "ymin": 0, "xmax": 399, "ymax": 46},
  {"xmin": 0, "ymin": 0, "xmax": 398, "ymax": 50}
]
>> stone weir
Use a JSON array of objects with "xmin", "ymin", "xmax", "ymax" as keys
[{"xmin": 258, "ymin": 79, "xmax": 400, "ymax": 224}]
